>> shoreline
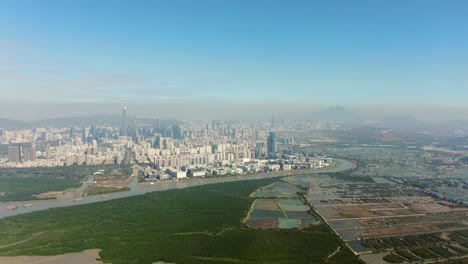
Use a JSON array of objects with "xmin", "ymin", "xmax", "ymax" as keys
[
  {"xmin": 0, "ymin": 159, "xmax": 354, "ymax": 219},
  {"xmin": 0, "ymin": 249, "xmax": 102, "ymax": 264},
  {"xmin": 139, "ymin": 163, "xmax": 337, "ymax": 188}
]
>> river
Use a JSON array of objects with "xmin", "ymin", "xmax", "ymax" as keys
[{"xmin": 0, "ymin": 159, "xmax": 354, "ymax": 218}]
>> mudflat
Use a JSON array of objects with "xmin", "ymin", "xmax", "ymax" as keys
[{"xmin": 0, "ymin": 249, "xmax": 101, "ymax": 264}]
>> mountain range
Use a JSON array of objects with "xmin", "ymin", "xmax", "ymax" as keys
[
  {"xmin": 0, "ymin": 114, "xmax": 182, "ymax": 130},
  {"xmin": 1, "ymin": 107, "xmax": 467, "ymax": 133}
]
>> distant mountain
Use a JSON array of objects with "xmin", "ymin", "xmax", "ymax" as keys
[
  {"xmin": 312, "ymin": 106, "xmax": 362, "ymax": 124},
  {"xmin": 34, "ymin": 114, "xmax": 121, "ymax": 128},
  {"xmin": 439, "ymin": 120, "xmax": 468, "ymax": 131},
  {"xmin": 328, "ymin": 126, "xmax": 434, "ymax": 144},
  {"xmin": 379, "ymin": 115, "xmax": 424, "ymax": 128},
  {"xmin": 0, "ymin": 114, "xmax": 184, "ymax": 129},
  {"xmin": 0, "ymin": 118, "xmax": 33, "ymax": 130}
]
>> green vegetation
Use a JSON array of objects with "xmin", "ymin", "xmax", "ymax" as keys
[
  {"xmin": 0, "ymin": 177, "xmax": 79, "ymax": 202},
  {"xmin": 102, "ymin": 166, "xmax": 132, "ymax": 179},
  {"xmin": 447, "ymin": 245, "xmax": 468, "ymax": 255},
  {"xmin": 429, "ymin": 246, "xmax": 457, "ymax": 258},
  {"xmin": 84, "ymin": 186, "xmax": 131, "ymax": 196},
  {"xmin": 411, "ymin": 248, "xmax": 441, "ymax": 259},
  {"xmin": 0, "ymin": 179, "xmax": 359, "ymax": 264},
  {"xmin": 0, "ymin": 165, "xmax": 95, "ymax": 180},
  {"xmin": 330, "ymin": 172, "xmax": 374, "ymax": 183},
  {"xmin": 447, "ymin": 257, "xmax": 468, "ymax": 263},
  {"xmin": 0, "ymin": 165, "xmax": 128, "ymax": 201},
  {"xmin": 0, "ymin": 165, "xmax": 96, "ymax": 202},
  {"xmin": 395, "ymin": 250, "xmax": 420, "ymax": 261},
  {"xmin": 382, "ymin": 253, "xmax": 405, "ymax": 263}
]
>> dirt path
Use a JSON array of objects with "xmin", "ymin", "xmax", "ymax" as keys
[
  {"xmin": 0, "ymin": 232, "xmax": 42, "ymax": 249},
  {"xmin": 325, "ymin": 246, "xmax": 341, "ymax": 261},
  {"xmin": 172, "ymin": 227, "xmax": 236, "ymax": 237}
]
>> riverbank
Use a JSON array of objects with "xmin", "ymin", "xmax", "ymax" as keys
[
  {"xmin": 0, "ymin": 159, "xmax": 354, "ymax": 219},
  {"xmin": 139, "ymin": 159, "xmax": 354, "ymax": 188}
]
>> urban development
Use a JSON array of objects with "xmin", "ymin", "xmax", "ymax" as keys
[
  {"xmin": 1, "ymin": 1, "xmax": 466, "ymax": 263},
  {"xmin": 1, "ymin": 106, "xmax": 468, "ymax": 264}
]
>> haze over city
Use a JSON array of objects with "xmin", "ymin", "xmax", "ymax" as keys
[
  {"xmin": 1, "ymin": 0, "xmax": 468, "ymax": 120},
  {"xmin": 3, "ymin": 1, "xmax": 468, "ymax": 264}
]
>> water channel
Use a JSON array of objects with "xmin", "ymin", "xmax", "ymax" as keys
[{"xmin": 0, "ymin": 159, "xmax": 354, "ymax": 218}]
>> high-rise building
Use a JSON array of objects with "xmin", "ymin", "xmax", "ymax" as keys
[
  {"xmin": 90, "ymin": 125, "xmax": 96, "ymax": 138},
  {"xmin": 8, "ymin": 146, "xmax": 20, "ymax": 163},
  {"xmin": 121, "ymin": 106, "xmax": 128, "ymax": 137},
  {"xmin": 267, "ymin": 132, "xmax": 276, "ymax": 159},
  {"xmin": 154, "ymin": 135, "xmax": 162, "ymax": 149},
  {"xmin": 29, "ymin": 146, "xmax": 36, "ymax": 161},
  {"xmin": 156, "ymin": 119, "xmax": 161, "ymax": 129},
  {"xmin": 21, "ymin": 146, "xmax": 36, "ymax": 161},
  {"xmin": 82, "ymin": 127, "xmax": 88, "ymax": 143},
  {"xmin": 23, "ymin": 147, "xmax": 31, "ymax": 161},
  {"xmin": 172, "ymin": 124, "xmax": 183, "ymax": 139},
  {"xmin": 134, "ymin": 116, "xmax": 139, "ymax": 129},
  {"xmin": 46, "ymin": 143, "xmax": 52, "ymax": 159},
  {"xmin": 70, "ymin": 127, "xmax": 75, "ymax": 138}
]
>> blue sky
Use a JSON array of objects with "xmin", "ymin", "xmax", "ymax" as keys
[{"xmin": 0, "ymin": 0, "xmax": 467, "ymax": 119}]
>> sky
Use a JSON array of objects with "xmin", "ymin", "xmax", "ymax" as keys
[{"xmin": 0, "ymin": 0, "xmax": 467, "ymax": 120}]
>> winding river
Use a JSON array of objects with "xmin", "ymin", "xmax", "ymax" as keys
[{"xmin": 0, "ymin": 159, "xmax": 354, "ymax": 218}]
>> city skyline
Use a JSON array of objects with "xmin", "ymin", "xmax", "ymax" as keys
[
  {"xmin": 2, "ymin": 2, "xmax": 468, "ymax": 264},
  {"xmin": 0, "ymin": 1, "xmax": 467, "ymax": 120}
]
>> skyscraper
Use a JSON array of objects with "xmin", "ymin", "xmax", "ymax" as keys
[
  {"xmin": 267, "ymin": 132, "xmax": 276, "ymax": 159},
  {"xmin": 172, "ymin": 124, "xmax": 183, "ymax": 139},
  {"xmin": 121, "ymin": 106, "xmax": 128, "ymax": 137},
  {"xmin": 23, "ymin": 147, "xmax": 31, "ymax": 161},
  {"xmin": 70, "ymin": 127, "xmax": 75, "ymax": 138},
  {"xmin": 154, "ymin": 134, "xmax": 162, "ymax": 149},
  {"xmin": 8, "ymin": 146, "xmax": 20, "ymax": 163},
  {"xmin": 29, "ymin": 146, "xmax": 36, "ymax": 161},
  {"xmin": 46, "ymin": 143, "xmax": 52, "ymax": 159},
  {"xmin": 81, "ymin": 127, "xmax": 87, "ymax": 143}
]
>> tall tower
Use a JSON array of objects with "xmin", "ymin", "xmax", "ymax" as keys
[
  {"xmin": 70, "ymin": 127, "xmax": 75, "ymax": 138},
  {"xmin": 81, "ymin": 127, "xmax": 86, "ymax": 143},
  {"xmin": 267, "ymin": 132, "xmax": 276, "ymax": 159},
  {"xmin": 8, "ymin": 146, "xmax": 20, "ymax": 163},
  {"xmin": 121, "ymin": 106, "xmax": 128, "ymax": 137},
  {"xmin": 46, "ymin": 143, "xmax": 52, "ymax": 159}
]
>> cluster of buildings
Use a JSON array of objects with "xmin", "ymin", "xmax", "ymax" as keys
[
  {"xmin": 141, "ymin": 155, "xmax": 333, "ymax": 182},
  {"xmin": 0, "ymin": 107, "xmax": 334, "ymax": 174},
  {"xmin": 6, "ymin": 145, "xmax": 37, "ymax": 163}
]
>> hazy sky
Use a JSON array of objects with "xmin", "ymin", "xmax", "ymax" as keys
[{"xmin": 0, "ymin": 0, "xmax": 467, "ymax": 120}]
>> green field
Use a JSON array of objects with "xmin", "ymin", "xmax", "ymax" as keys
[
  {"xmin": 100, "ymin": 166, "xmax": 133, "ymax": 180},
  {"xmin": 84, "ymin": 186, "xmax": 131, "ymax": 196},
  {"xmin": 0, "ymin": 165, "xmax": 128, "ymax": 201},
  {"xmin": 0, "ymin": 177, "xmax": 80, "ymax": 201},
  {"xmin": 0, "ymin": 179, "xmax": 359, "ymax": 264},
  {"xmin": 250, "ymin": 182, "xmax": 301, "ymax": 198}
]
